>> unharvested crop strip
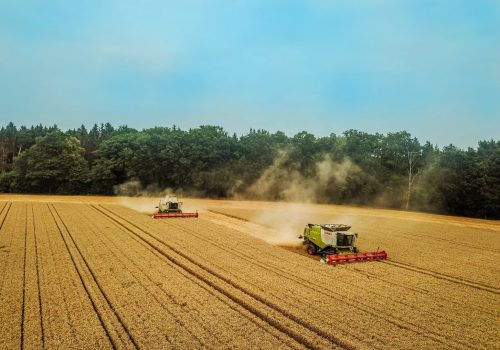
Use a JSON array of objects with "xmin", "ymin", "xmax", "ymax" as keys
[
  {"xmin": 208, "ymin": 209, "xmax": 279, "ymax": 230},
  {"xmin": 383, "ymin": 260, "xmax": 500, "ymax": 295},
  {"xmin": 401, "ymin": 232, "xmax": 500, "ymax": 253},
  {"xmin": 58, "ymin": 204, "xmax": 196, "ymax": 349},
  {"xmin": 94, "ymin": 204, "xmax": 357, "ymax": 350},
  {"xmin": 48, "ymin": 204, "xmax": 139, "ymax": 350},
  {"xmin": 208, "ymin": 209, "xmax": 250, "ymax": 222},
  {"xmin": 347, "ymin": 266, "xmax": 498, "ymax": 317}
]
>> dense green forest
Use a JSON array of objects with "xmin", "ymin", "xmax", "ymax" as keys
[{"xmin": 0, "ymin": 122, "xmax": 498, "ymax": 219}]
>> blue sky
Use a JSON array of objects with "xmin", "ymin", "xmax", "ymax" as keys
[{"xmin": 0, "ymin": 0, "xmax": 498, "ymax": 147}]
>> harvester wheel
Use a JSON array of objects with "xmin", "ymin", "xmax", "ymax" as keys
[{"xmin": 307, "ymin": 244, "xmax": 317, "ymax": 256}]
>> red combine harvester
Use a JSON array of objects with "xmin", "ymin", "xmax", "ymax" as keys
[
  {"xmin": 152, "ymin": 195, "xmax": 198, "ymax": 219},
  {"xmin": 299, "ymin": 224, "xmax": 387, "ymax": 265}
]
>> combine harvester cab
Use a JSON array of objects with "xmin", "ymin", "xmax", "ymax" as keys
[
  {"xmin": 152, "ymin": 195, "xmax": 199, "ymax": 219},
  {"xmin": 299, "ymin": 224, "xmax": 387, "ymax": 265}
]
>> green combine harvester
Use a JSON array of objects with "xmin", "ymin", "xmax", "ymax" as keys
[
  {"xmin": 299, "ymin": 224, "xmax": 387, "ymax": 264},
  {"xmin": 152, "ymin": 195, "xmax": 198, "ymax": 219}
]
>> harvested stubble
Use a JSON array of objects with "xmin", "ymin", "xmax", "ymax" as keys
[
  {"xmin": 0, "ymin": 198, "xmax": 499, "ymax": 350},
  {"xmin": 0, "ymin": 203, "xmax": 27, "ymax": 349},
  {"xmin": 54, "ymin": 203, "xmax": 310, "ymax": 350},
  {"xmin": 34, "ymin": 203, "xmax": 113, "ymax": 349}
]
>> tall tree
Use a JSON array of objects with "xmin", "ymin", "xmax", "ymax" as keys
[
  {"xmin": 382, "ymin": 132, "xmax": 422, "ymax": 209},
  {"xmin": 13, "ymin": 131, "xmax": 89, "ymax": 193}
]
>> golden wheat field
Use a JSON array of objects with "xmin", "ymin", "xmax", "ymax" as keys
[{"xmin": 0, "ymin": 195, "xmax": 499, "ymax": 350}]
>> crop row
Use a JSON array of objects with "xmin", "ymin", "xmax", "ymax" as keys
[
  {"xmin": 205, "ymin": 209, "xmax": 500, "ymax": 316},
  {"xmin": 207, "ymin": 207, "xmax": 500, "ymax": 288},
  {"xmin": 54, "ymin": 203, "xmax": 309, "ymax": 349},
  {"xmin": 101, "ymin": 204, "xmax": 499, "ymax": 350},
  {"xmin": 1, "ymin": 200, "xmax": 498, "ymax": 350}
]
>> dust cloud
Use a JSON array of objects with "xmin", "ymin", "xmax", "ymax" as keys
[
  {"xmin": 113, "ymin": 180, "xmax": 172, "ymax": 213},
  {"xmin": 244, "ymin": 151, "xmax": 359, "ymax": 203},
  {"xmin": 238, "ymin": 151, "xmax": 360, "ymax": 246},
  {"xmin": 111, "ymin": 151, "xmax": 361, "ymax": 248},
  {"xmin": 117, "ymin": 197, "xmax": 158, "ymax": 213}
]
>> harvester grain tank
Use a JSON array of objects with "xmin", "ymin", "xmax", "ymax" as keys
[
  {"xmin": 152, "ymin": 195, "xmax": 198, "ymax": 219},
  {"xmin": 299, "ymin": 224, "xmax": 387, "ymax": 264}
]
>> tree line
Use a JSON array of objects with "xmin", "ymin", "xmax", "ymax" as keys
[{"xmin": 0, "ymin": 121, "xmax": 498, "ymax": 219}]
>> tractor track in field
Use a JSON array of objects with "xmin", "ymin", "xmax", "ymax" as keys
[
  {"xmin": 0, "ymin": 202, "xmax": 14, "ymax": 285},
  {"xmin": 64, "ymin": 206, "xmax": 199, "ymax": 349},
  {"xmin": 81, "ymin": 205, "xmax": 304, "ymax": 350},
  {"xmin": 47, "ymin": 204, "xmax": 118, "ymax": 350},
  {"xmin": 47, "ymin": 204, "xmax": 139, "ymax": 350},
  {"xmin": 0, "ymin": 203, "xmax": 18, "ymax": 297},
  {"xmin": 76, "ymin": 207, "xmax": 213, "ymax": 349},
  {"xmin": 31, "ymin": 204, "xmax": 45, "ymax": 349},
  {"xmin": 0, "ymin": 201, "xmax": 12, "ymax": 231},
  {"xmin": 382, "ymin": 260, "xmax": 500, "ymax": 295},
  {"xmin": 141, "ymin": 213, "xmax": 476, "ymax": 350},
  {"xmin": 91, "ymin": 204, "xmax": 355, "ymax": 350},
  {"xmin": 20, "ymin": 204, "xmax": 28, "ymax": 350},
  {"xmin": 397, "ymin": 232, "xmax": 500, "ymax": 254},
  {"xmin": 0, "ymin": 201, "xmax": 7, "ymax": 220}
]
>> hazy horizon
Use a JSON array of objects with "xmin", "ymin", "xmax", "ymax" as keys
[{"xmin": 1, "ymin": 0, "xmax": 499, "ymax": 148}]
